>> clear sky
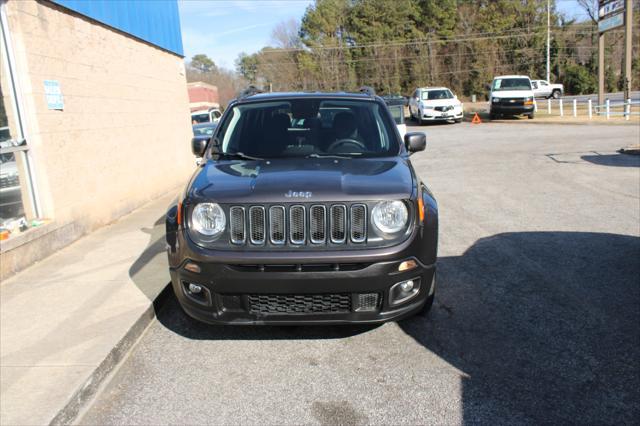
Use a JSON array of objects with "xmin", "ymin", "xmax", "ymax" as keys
[
  {"xmin": 178, "ymin": 0, "xmax": 313, "ymax": 69},
  {"xmin": 178, "ymin": 0, "xmax": 587, "ymax": 71}
]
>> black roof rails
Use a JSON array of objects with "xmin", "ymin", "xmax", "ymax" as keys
[
  {"xmin": 238, "ymin": 85, "xmax": 263, "ymax": 99},
  {"xmin": 358, "ymin": 86, "xmax": 376, "ymax": 97}
]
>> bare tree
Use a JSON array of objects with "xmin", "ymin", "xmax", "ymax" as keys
[
  {"xmin": 271, "ymin": 18, "xmax": 302, "ymax": 49},
  {"xmin": 577, "ymin": 0, "xmax": 598, "ymax": 24}
]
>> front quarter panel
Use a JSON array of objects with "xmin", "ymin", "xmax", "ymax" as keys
[{"xmin": 421, "ymin": 184, "xmax": 438, "ymax": 265}]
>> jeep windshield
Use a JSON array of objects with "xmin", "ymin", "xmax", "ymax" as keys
[
  {"xmin": 214, "ymin": 99, "xmax": 399, "ymax": 158},
  {"xmin": 492, "ymin": 78, "xmax": 532, "ymax": 91}
]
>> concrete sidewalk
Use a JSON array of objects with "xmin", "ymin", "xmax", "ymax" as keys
[{"xmin": 1, "ymin": 193, "xmax": 174, "ymax": 425}]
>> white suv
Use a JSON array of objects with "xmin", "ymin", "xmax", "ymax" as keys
[
  {"xmin": 191, "ymin": 108, "xmax": 222, "ymax": 124},
  {"xmin": 409, "ymin": 87, "xmax": 463, "ymax": 125}
]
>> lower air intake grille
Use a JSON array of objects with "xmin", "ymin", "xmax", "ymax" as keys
[
  {"xmin": 248, "ymin": 293, "xmax": 351, "ymax": 314},
  {"xmin": 356, "ymin": 293, "xmax": 380, "ymax": 312}
]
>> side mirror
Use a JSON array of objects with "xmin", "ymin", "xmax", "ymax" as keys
[
  {"xmin": 404, "ymin": 132, "xmax": 426, "ymax": 154},
  {"xmin": 485, "ymin": 84, "xmax": 491, "ymax": 91},
  {"xmin": 191, "ymin": 137, "xmax": 209, "ymax": 157}
]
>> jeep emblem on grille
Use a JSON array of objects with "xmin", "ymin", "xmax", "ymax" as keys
[{"xmin": 285, "ymin": 190, "xmax": 312, "ymax": 198}]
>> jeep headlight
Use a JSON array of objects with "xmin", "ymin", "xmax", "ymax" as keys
[
  {"xmin": 372, "ymin": 201, "xmax": 408, "ymax": 234},
  {"xmin": 192, "ymin": 203, "xmax": 225, "ymax": 237},
  {"xmin": 492, "ymin": 97, "xmax": 500, "ymax": 103}
]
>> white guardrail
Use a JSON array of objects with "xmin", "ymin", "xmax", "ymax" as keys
[{"xmin": 534, "ymin": 98, "xmax": 639, "ymax": 120}]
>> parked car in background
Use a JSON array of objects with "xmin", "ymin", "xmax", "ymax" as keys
[
  {"xmin": 167, "ymin": 90, "xmax": 438, "ymax": 325},
  {"xmin": 191, "ymin": 107, "xmax": 222, "ymax": 124},
  {"xmin": 531, "ymin": 79, "xmax": 564, "ymax": 99},
  {"xmin": 192, "ymin": 122, "xmax": 217, "ymax": 138},
  {"xmin": 382, "ymin": 95, "xmax": 407, "ymax": 138},
  {"xmin": 408, "ymin": 87, "xmax": 463, "ymax": 125},
  {"xmin": 191, "ymin": 123, "xmax": 217, "ymax": 158},
  {"xmin": 488, "ymin": 75, "xmax": 535, "ymax": 119}
]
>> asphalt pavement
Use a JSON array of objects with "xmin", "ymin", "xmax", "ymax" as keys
[{"xmin": 81, "ymin": 122, "xmax": 640, "ymax": 425}]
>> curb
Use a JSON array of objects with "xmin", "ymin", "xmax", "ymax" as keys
[
  {"xmin": 49, "ymin": 283, "xmax": 174, "ymax": 426},
  {"xmin": 461, "ymin": 111, "xmax": 638, "ymax": 126},
  {"xmin": 489, "ymin": 119, "xmax": 639, "ymax": 126}
]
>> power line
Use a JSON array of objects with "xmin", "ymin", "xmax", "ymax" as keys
[
  {"xmin": 261, "ymin": 26, "xmax": 600, "ymax": 54},
  {"xmin": 260, "ymin": 29, "xmax": 600, "ymax": 54}
]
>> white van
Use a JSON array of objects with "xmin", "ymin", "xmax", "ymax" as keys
[{"xmin": 489, "ymin": 75, "xmax": 535, "ymax": 119}]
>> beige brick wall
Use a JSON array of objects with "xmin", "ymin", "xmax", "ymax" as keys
[{"xmin": 5, "ymin": 0, "xmax": 195, "ymax": 229}]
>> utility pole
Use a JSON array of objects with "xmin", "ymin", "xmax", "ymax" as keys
[
  {"xmin": 623, "ymin": 0, "xmax": 633, "ymax": 101},
  {"xmin": 598, "ymin": 31, "xmax": 604, "ymax": 107},
  {"xmin": 546, "ymin": 0, "xmax": 551, "ymax": 82}
]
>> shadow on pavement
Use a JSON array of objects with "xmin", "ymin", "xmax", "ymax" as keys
[
  {"xmin": 399, "ymin": 231, "xmax": 640, "ymax": 424},
  {"xmin": 581, "ymin": 152, "xmax": 640, "ymax": 167},
  {"xmin": 128, "ymin": 214, "xmax": 170, "ymax": 301}
]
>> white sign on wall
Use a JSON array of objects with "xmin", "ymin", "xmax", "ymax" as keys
[{"xmin": 44, "ymin": 80, "xmax": 64, "ymax": 110}]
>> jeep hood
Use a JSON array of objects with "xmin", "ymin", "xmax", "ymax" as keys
[{"xmin": 189, "ymin": 157, "xmax": 415, "ymax": 204}]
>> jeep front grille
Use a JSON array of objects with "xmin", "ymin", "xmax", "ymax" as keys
[
  {"xmin": 350, "ymin": 204, "xmax": 366, "ymax": 243},
  {"xmin": 269, "ymin": 206, "xmax": 286, "ymax": 244},
  {"xmin": 289, "ymin": 205, "xmax": 306, "ymax": 244},
  {"xmin": 249, "ymin": 206, "xmax": 265, "ymax": 245},
  {"xmin": 330, "ymin": 205, "xmax": 347, "ymax": 243},
  {"xmin": 230, "ymin": 207, "xmax": 246, "ymax": 244},
  {"xmin": 309, "ymin": 205, "xmax": 326, "ymax": 244},
  {"xmin": 229, "ymin": 204, "xmax": 368, "ymax": 247}
]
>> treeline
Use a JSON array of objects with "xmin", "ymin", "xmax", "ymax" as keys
[{"xmin": 231, "ymin": 0, "xmax": 638, "ymax": 99}]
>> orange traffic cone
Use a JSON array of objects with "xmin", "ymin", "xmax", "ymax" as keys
[{"xmin": 471, "ymin": 112, "xmax": 482, "ymax": 124}]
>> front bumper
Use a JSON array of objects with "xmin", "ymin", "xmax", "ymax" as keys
[
  {"xmin": 491, "ymin": 104, "xmax": 534, "ymax": 115},
  {"xmin": 421, "ymin": 109, "xmax": 463, "ymax": 120},
  {"xmin": 170, "ymin": 259, "xmax": 435, "ymax": 325}
]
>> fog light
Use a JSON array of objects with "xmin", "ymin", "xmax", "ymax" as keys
[
  {"xmin": 188, "ymin": 283, "xmax": 202, "ymax": 294},
  {"xmin": 389, "ymin": 278, "xmax": 421, "ymax": 306},
  {"xmin": 400, "ymin": 280, "xmax": 414, "ymax": 292},
  {"xmin": 398, "ymin": 259, "xmax": 418, "ymax": 272}
]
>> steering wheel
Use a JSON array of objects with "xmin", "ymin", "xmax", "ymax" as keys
[{"xmin": 327, "ymin": 138, "xmax": 366, "ymax": 152}]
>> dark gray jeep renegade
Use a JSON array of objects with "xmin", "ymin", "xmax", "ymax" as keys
[{"xmin": 165, "ymin": 90, "xmax": 438, "ymax": 325}]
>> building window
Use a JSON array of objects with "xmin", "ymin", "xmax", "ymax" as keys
[{"xmin": 0, "ymin": 3, "xmax": 41, "ymax": 241}]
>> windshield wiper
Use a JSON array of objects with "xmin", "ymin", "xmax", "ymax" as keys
[
  {"xmin": 224, "ymin": 151, "xmax": 264, "ymax": 161},
  {"xmin": 306, "ymin": 153, "xmax": 361, "ymax": 159}
]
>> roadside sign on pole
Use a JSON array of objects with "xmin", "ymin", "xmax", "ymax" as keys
[
  {"xmin": 599, "ymin": 12, "xmax": 624, "ymax": 32},
  {"xmin": 599, "ymin": 0, "xmax": 624, "ymax": 19}
]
